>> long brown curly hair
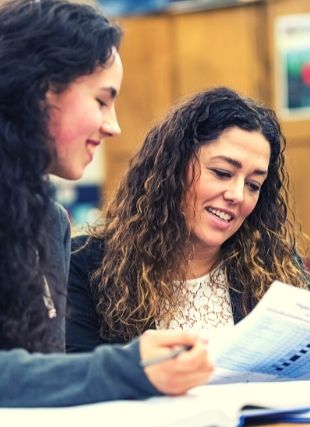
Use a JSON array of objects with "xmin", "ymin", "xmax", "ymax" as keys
[{"xmin": 90, "ymin": 87, "xmax": 309, "ymax": 342}]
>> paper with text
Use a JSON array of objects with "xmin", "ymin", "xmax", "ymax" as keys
[{"xmin": 208, "ymin": 281, "xmax": 310, "ymax": 384}]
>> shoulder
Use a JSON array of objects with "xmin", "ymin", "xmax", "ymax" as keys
[
  {"xmin": 49, "ymin": 201, "xmax": 70, "ymax": 224},
  {"xmin": 47, "ymin": 201, "xmax": 71, "ymax": 240}
]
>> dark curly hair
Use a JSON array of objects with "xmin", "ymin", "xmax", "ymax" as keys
[
  {"xmin": 91, "ymin": 87, "xmax": 309, "ymax": 342},
  {"xmin": 0, "ymin": 0, "xmax": 122, "ymax": 351}
]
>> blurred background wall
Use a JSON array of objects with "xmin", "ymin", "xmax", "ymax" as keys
[
  {"xmin": 101, "ymin": 0, "xmax": 310, "ymax": 252},
  {"xmin": 3, "ymin": 0, "xmax": 308, "ymax": 247}
]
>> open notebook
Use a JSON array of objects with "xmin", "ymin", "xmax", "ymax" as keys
[{"xmin": 1, "ymin": 381, "xmax": 309, "ymax": 427}]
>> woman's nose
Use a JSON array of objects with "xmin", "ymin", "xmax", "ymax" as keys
[
  {"xmin": 100, "ymin": 119, "xmax": 121, "ymax": 137},
  {"xmin": 224, "ymin": 181, "xmax": 244, "ymax": 203},
  {"xmin": 100, "ymin": 107, "xmax": 121, "ymax": 137}
]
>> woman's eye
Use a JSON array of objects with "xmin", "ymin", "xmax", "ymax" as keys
[
  {"xmin": 247, "ymin": 182, "xmax": 261, "ymax": 192},
  {"xmin": 96, "ymin": 98, "xmax": 106, "ymax": 108},
  {"xmin": 210, "ymin": 169, "xmax": 232, "ymax": 179}
]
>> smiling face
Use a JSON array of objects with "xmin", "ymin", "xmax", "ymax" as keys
[
  {"xmin": 183, "ymin": 126, "xmax": 271, "ymax": 261},
  {"xmin": 46, "ymin": 49, "xmax": 123, "ymax": 180}
]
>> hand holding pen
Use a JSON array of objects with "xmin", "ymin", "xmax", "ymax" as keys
[
  {"xmin": 139, "ymin": 330, "xmax": 213, "ymax": 396},
  {"xmin": 140, "ymin": 344, "xmax": 193, "ymax": 368}
]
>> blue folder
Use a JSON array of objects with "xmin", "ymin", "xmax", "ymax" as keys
[{"xmin": 238, "ymin": 405, "xmax": 310, "ymax": 426}]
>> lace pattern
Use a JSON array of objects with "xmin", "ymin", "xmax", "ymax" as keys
[{"xmin": 156, "ymin": 268, "xmax": 234, "ymax": 333}]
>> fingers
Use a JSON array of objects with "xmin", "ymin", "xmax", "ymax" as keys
[
  {"xmin": 174, "ymin": 339, "xmax": 210, "ymax": 370},
  {"xmin": 159, "ymin": 370, "xmax": 213, "ymax": 396},
  {"xmin": 142, "ymin": 329, "xmax": 201, "ymax": 348},
  {"xmin": 140, "ymin": 330, "xmax": 214, "ymax": 396},
  {"xmin": 146, "ymin": 354, "xmax": 213, "ymax": 396}
]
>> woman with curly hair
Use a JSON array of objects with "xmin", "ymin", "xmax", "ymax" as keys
[
  {"xmin": 0, "ymin": 0, "xmax": 213, "ymax": 407},
  {"xmin": 67, "ymin": 86, "xmax": 310, "ymax": 351}
]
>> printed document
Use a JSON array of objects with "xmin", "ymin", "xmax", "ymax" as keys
[{"xmin": 208, "ymin": 280, "xmax": 310, "ymax": 383}]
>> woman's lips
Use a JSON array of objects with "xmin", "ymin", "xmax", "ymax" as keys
[
  {"xmin": 86, "ymin": 139, "xmax": 101, "ymax": 162},
  {"xmin": 86, "ymin": 139, "xmax": 101, "ymax": 146}
]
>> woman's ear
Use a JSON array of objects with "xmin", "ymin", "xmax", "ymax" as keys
[{"xmin": 46, "ymin": 86, "xmax": 58, "ymax": 105}]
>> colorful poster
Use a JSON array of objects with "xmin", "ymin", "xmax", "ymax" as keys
[{"xmin": 275, "ymin": 14, "xmax": 310, "ymax": 119}]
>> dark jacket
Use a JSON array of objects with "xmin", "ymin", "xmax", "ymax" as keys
[{"xmin": 66, "ymin": 235, "xmax": 244, "ymax": 353}]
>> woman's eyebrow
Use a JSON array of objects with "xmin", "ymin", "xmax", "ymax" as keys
[
  {"xmin": 211, "ymin": 155, "xmax": 268, "ymax": 176},
  {"xmin": 99, "ymin": 87, "xmax": 118, "ymax": 99}
]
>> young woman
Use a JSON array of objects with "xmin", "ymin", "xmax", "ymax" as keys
[
  {"xmin": 67, "ymin": 86, "xmax": 309, "ymax": 351},
  {"xmin": 0, "ymin": 0, "xmax": 213, "ymax": 406}
]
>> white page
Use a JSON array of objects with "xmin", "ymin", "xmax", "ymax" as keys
[
  {"xmin": 0, "ymin": 395, "xmax": 238, "ymax": 427},
  {"xmin": 207, "ymin": 281, "xmax": 310, "ymax": 384},
  {"xmin": 1, "ymin": 381, "xmax": 310, "ymax": 427}
]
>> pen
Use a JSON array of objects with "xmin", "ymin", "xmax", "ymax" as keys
[{"xmin": 140, "ymin": 345, "xmax": 192, "ymax": 368}]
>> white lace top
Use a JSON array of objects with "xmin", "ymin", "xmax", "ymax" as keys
[{"xmin": 156, "ymin": 268, "xmax": 234, "ymax": 334}]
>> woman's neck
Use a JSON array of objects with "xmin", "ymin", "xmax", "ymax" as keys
[{"xmin": 185, "ymin": 246, "xmax": 220, "ymax": 280}]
